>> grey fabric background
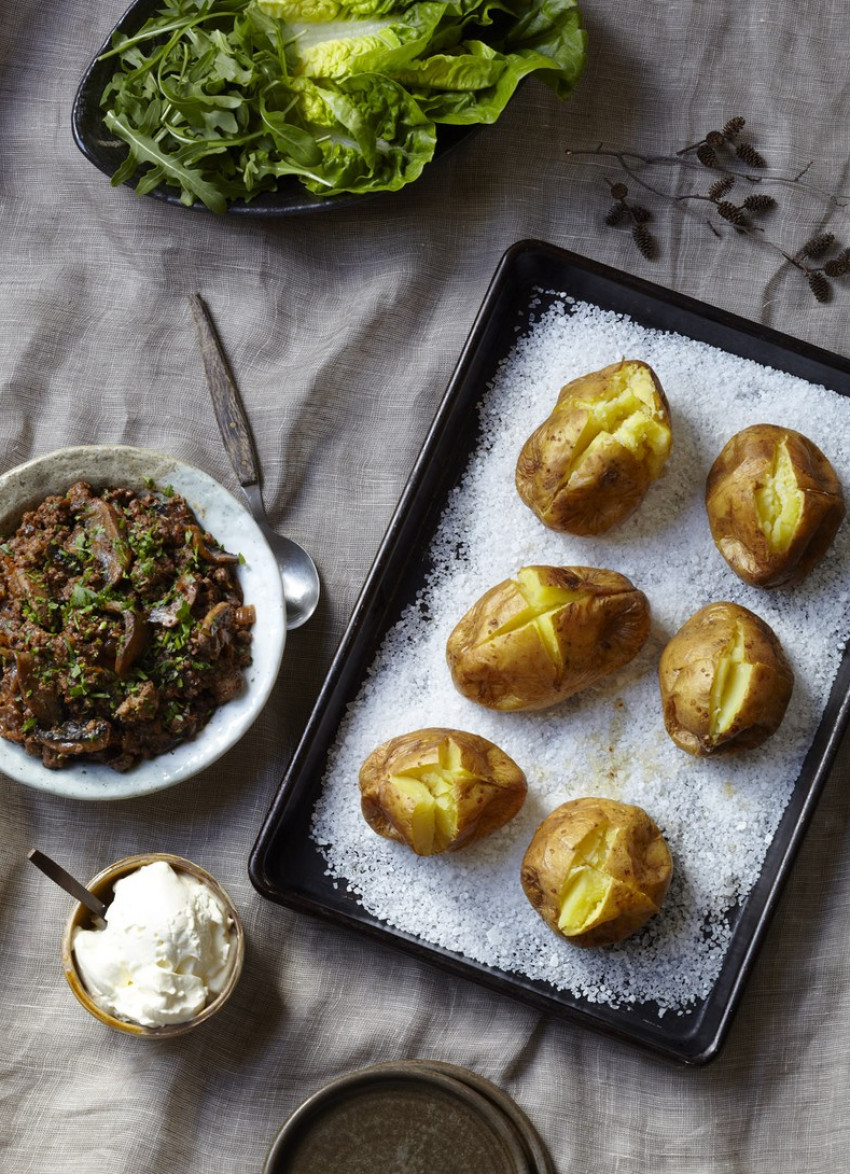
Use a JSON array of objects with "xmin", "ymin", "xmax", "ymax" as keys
[{"xmin": 3, "ymin": 0, "xmax": 850, "ymax": 1169}]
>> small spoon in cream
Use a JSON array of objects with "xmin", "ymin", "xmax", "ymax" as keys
[{"xmin": 28, "ymin": 848, "xmax": 108, "ymax": 922}]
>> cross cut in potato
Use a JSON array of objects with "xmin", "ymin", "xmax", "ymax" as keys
[
  {"xmin": 706, "ymin": 423, "xmax": 845, "ymax": 587},
  {"xmin": 753, "ymin": 439, "xmax": 803, "ymax": 554},
  {"xmin": 388, "ymin": 739, "xmax": 476, "ymax": 855},
  {"xmin": 516, "ymin": 359, "xmax": 673, "ymax": 535},
  {"xmin": 555, "ymin": 821, "xmax": 657, "ymax": 939},
  {"xmin": 359, "ymin": 728, "xmax": 527, "ymax": 855},
  {"xmin": 521, "ymin": 798, "xmax": 672, "ymax": 948},
  {"xmin": 484, "ymin": 567, "xmax": 583, "ymax": 669},
  {"xmin": 659, "ymin": 601, "xmax": 794, "ymax": 756},
  {"xmin": 447, "ymin": 565, "xmax": 651, "ymax": 711},
  {"xmin": 709, "ymin": 621, "xmax": 753, "ymax": 739},
  {"xmin": 569, "ymin": 363, "xmax": 671, "ymax": 481}
]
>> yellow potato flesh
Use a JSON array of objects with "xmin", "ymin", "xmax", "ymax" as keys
[
  {"xmin": 568, "ymin": 364, "xmax": 669, "ymax": 482},
  {"xmin": 558, "ymin": 867, "xmax": 614, "ymax": 934},
  {"xmin": 709, "ymin": 623, "xmax": 754, "ymax": 737},
  {"xmin": 484, "ymin": 568, "xmax": 583, "ymax": 668},
  {"xmin": 389, "ymin": 738, "xmax": 474, "ymax": 854},
  {"xmin": 556, "ymin": 822, "xmax": 620, "ymax": 935},
  {"xmin": 754, "ymin": 440, "xmax": 804, "ymax": 553}
]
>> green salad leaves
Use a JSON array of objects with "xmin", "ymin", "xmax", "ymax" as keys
[{"xmin": 99, "ymin": 0, "xmax": 586, "ymax": 209}]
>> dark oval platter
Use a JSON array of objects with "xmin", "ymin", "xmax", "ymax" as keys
[{"xmin": 71, "ymin": 0, "xmax": 478, "ymax": 217}]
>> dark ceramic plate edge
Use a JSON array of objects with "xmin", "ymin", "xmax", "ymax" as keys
[
  {"xmin": 249, "ymin": 240, "xmax": 850, "ymax": 1064},
  {"xmin": 71, "ymin": 0, "xmax": 478, "ymax": 216},
  {"xmin": 412, "ymin": 1060, "xmax": 553, "ymax": 1173},
  {"xmin": 263, "ymin": 1063, "xmax": 531, "ymax": 1173}
]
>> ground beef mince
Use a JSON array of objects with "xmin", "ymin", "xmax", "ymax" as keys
[{"xmin": 0, "ymin": 481, "xmax": 255, "ymax": 771}]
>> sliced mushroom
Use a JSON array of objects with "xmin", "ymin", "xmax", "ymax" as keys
[
  {"xmin": 147, "ymin": 576, "xmax": 198, "ymax": 627},
  {"xmin": 81, "ymin": 499, "xmax": 132, "ymax": 586},
  {"xmin": 14, "ymin": 651, "xmax": 63, "ymax": 725},
  {"xmin": 187, "ymin": 524, "xmax": 239, "ymax": 566},
  {"xmin": 36, "ymin": 719, "xmax": 112, "ymax": 755},
  {"xmin": 114, "ymin": 609, "xmax": 148, "ymax": 676},
  {"xmin": 201, "ymin": 600, "xmax": 231, "ymax": 632}
]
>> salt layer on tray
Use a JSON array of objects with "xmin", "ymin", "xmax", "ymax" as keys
[{"xmin": 312, "ymin": 296, "xmax": 850, "ymax": 1013}]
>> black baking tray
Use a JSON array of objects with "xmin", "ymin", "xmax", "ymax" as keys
[{"xmin": 249, "ymin": 240, "xmax": 850, "ymax": 1064}]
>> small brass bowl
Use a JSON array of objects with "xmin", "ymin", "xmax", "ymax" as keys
[{"xmin": 62, "ymin": 852, "xmax": 245, "ymax": 1037}]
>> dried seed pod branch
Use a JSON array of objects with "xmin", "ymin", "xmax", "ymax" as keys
[{"xmin": 565, "ymin": 124, "xmax": 850, "ymax": 300}]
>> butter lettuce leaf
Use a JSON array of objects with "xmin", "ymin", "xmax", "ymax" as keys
[
  {"xmin": 279, "ymin": 2, "xmax": 449, "ymax": 79},
  {"xmin": 299, "ymin": 74, "xmax": 437, "ymax": 192}
]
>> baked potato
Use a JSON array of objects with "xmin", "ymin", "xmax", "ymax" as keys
[
  {"xmin": 446, "ymin": 565, "xmax": 651, "ymax": 711},
  {"xmin": 516, "ymin": 359, "xmax": 673, "ymax": 535},
  {"xmin": 658, "ymin": 601, "xmax": 794, "ymax": 757},
  {"xmin": 359, "ymin": 728, "xmax": 527, "ymax": 856},
  {"xmin": 705, "ymin": 423, "xmax": 845, "ymax": 587},
  {"xmin": 521, "ymin": 797, "xmax": 673, "ymax": 947}
]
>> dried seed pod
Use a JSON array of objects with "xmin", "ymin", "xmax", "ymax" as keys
[
  {"xmin": 742, "ymin": 193, "xmax": 777, "ymax": 212},
  {"xmin": 631, "ymin": 222, "xmax": 656, "ymax": 259},
  {"xmin": 735, "ymin": 142, "xmax": 767, "ymax": 168},
  {"xmin": 722, "ymin": 116, "xmax": 746, "ymax": 139},
  {"xmin": 708, "ymin": 176, "xmax": 735, "ymax": 200},
  {"xmin": 630, "ymin": 204, "xmax": 652, "ymax": 224},
  {"xmin": 801, "ymin": 232, "xmax": 835, "ymax": 259},
  {"xmin": 808, "ymin": 272, "xmax": 831, "ymax": 302},
  {"xmin": 824, "ymin": 254, "xmax": 850, "ymax": 277},
  {"xmin": 716, "ymin": 201, "xmax": 747, "ymax": 225},
  {"xmin": 705, "ymin": 130, "xmax": 725, "ymax": 148},
  {"xmin": 609, "ymin": 182, "xmax": 629, "ymax": 201},
  {"xmin": 696, "ymin": 143, "xmax": 718, "ymax": 168},
  {"xmin": 605, "ymin": 202, "xmax": 630, "ymax": 226}
]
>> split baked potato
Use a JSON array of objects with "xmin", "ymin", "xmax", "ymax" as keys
[
  {"xmin": 658, "ymin": 601, "xmax": 794, "ymax": 757},
  {"xmin": 516, "ymin": 359, "xmax": 673, "ymax": 535},
  {"xmin": 359, "ymin": 728, "xmax": 527, "ymax": 856},
  {"xmin": 705, "ymin": 423, "xmax": 845, "ymax": 587},
  {"xmin": 446, "ymin": 565, "xmax": 650, "ymax": 711},
  {"xmin": 521, "ymin": 797, "xmax": 673, "ymax": 947}
]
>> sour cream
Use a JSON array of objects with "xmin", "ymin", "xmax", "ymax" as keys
[{"xmin": 72, "ymin": 861, "xmax": 234, "ymax": 1027}]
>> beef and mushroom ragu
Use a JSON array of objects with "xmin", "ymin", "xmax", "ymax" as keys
[{"xmin": 0, "ymin": 481, "xmax": 255, "ymax": 771}]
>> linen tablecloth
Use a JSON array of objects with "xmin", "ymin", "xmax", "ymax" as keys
[{"xmin": 3, "ymin": 0, "xmax": 850, "ymax": 1169}]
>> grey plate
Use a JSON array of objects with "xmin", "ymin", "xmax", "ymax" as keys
[
  {"xmin": 410, "ymin": 1061, "xmax": 554, "ymax": 1174},
  {"xmin": 262, "ymin": 1062, "xmax": 534, "ymax": 1174}
]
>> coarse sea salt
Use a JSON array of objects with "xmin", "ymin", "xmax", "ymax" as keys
[{"xmin": 312, "ymin": 296, "xmax": 850, "ymax": 1014}]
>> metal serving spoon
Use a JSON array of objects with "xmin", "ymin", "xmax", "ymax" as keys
[
  {"xmin": 28, "ymin": 848, "xmax": 108, "ymax": 922},
  {"xmin": 189, "ymin": 294, "xmax": 320, "ymax": 630}
]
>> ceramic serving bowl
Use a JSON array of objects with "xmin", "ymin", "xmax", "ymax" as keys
[
  {"xmin": 62, "ymin": 852, "xmax": 246, "ymax": 1037},
  {"xmin": 0, "ymin": 445, "xmax": 285, "ymax": 799}
]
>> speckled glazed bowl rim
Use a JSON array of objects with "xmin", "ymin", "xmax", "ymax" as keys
[
  {"xmin": 0, "ymin": 445, "xmax": 285, "ymax": 800},
  {"xmin": 62, "ymin": 853, "xmax": 246, "ymax": 1037},
  {"xmin": 406, "ymin": 1061, "xmax": 553, "ymax": 1174},
  {"xmin": 262, "ymin": 1060, "xmax": 534, "ymax": 1174}
]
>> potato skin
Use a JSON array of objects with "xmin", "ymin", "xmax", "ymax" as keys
[
  {"xmin": 706, "ymin": 423, "xmax": 845, "ymax": 587},
  {"xmin": 359, "ymin": 727, "xmax": 527, "ymax": 855},
  {"xmin": 446, "ymin": 566, "xmax": 651, "ymax": 712},
  {"xmin": 516, "ymin": 359, "xmax": 672, "ymax": 535},
  {"xmin": 521, "ymin": 797, "xmax": 673, "ymax": 948},
  {"xmin": 658, "ymin": 601, "xmax": 794, "ymax": 757}
]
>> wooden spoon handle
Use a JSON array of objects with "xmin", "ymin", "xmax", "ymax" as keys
[{"xmin": 189, "ymin": 293, "xmax": 259, "ymax": 488}]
